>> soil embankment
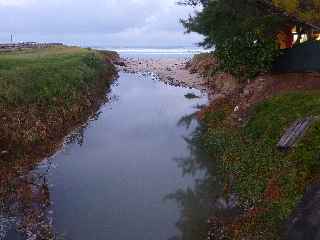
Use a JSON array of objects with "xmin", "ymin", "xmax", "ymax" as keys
[
  {"xmin": 185, "ymin": 53, "xmax": 320, "ymax": 120},
  {"xmin": 0, "ymin": 46, "xmax": 119, "ymax": 183},
  {"xmin": 159, "ymin": 53, "xmax": 320, "ymax": 240}
]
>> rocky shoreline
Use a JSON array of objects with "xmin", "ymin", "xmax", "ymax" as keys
[
  {"xmin": 119, "ymin": 57, "xmax": 210, "ymax": 92},
  {"xmin": 116, "ymin": 54, "xmax": 320, "ymax": 126}
]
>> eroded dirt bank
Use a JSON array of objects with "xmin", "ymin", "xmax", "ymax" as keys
[
  {"xmin": 1, "ymin": 49, "xmax": 118, "ymax": 163},
  {"xmin": 0, "ymin": 48, "xmax": 119, "ymax": 239},
  {"xmin": 175, "ymin": 53, "xmax": 320, "ymax": 240}
]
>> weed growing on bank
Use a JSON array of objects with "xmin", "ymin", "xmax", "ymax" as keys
[
  {"xmin": 198, "ymin": 92, "xmax": 320, "ymax": 239},
  {"xmin": 0, "ymin": 46, "xmax": 110, "ymax": 106}
]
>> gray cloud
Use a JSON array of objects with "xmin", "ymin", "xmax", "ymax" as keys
[{"xmin": 0, "ymin": 0, "xmax": 202, "ymax": 46}]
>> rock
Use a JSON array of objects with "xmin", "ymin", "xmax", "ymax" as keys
[
  {"xmin": 114, "ymin": 61, "xmax": 126, "ymax": 67},
  {"xmin": 184, "ymin": 93, "xmax": 200, "ymax": 99}
]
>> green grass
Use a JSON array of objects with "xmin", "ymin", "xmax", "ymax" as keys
[
  {"xmin": 0, "ymin": 46, "xmax": 116, "ymax": 163},
  {"xmin": 200, "ymin": 92, "xmax": 320, "ymax": 239},
  {"xmin": 0, "ymin": 46, "xmax": 109, "ymax": 106}
]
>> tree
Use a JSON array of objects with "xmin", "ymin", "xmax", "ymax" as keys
[
  {"xmin": 271, "ymin": 0, "xmax": 320, "ymax": 24},
  {"xmin": 180, "ymin": 0, "xmax": 320, "ymax": 78},
  {"xmin": 181, "ymin": 0, "xmax": 287, "ymax": 78},
  {"xmin": 177, "ymin": 0, "xmax": 208, "ymax": 6},
  {"xmin": 254, "ymin": 0, "xmax": 320, "ymax": 34},
  {"xmin": 179, "ymin": 0, "xmax": 320, "ymax": 26}
]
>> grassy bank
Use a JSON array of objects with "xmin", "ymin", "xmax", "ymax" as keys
[
  {"xmin": 0, "ymin": 46, "xmax": 113, "ymax": 105},
  {"xmin": 197, "ymin": 92, "xmax": 320, "ymax": 239},
  {"xmin": 0, "ymin": 46, "xmax": 117, "ymax": 164}
]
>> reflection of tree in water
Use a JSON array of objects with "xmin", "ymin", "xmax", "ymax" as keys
[
  {"xmin": 168, "ymin": 110, "xmax": 236, "ymax": 240},
  {"xmin": 0, "ymin": 160, "xmax": 56, "ymax": 240}
]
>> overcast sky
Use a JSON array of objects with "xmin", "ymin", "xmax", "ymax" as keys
[{"xmin": 0, "ymin": 0, "xmax": 202, "ymax": 47}]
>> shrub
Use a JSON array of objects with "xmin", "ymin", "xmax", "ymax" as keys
[{"xmin": 215, "ymin": 32, "xmax": 280, "ymax": 79}]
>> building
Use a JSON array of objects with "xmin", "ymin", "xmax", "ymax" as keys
[{"xmin": 277, "ymin": 26, "xmax": 320, "ymax": 49}]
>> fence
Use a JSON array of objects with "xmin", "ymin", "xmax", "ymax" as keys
[
  {"xmin": 273, "ymin": 41, "xmax": 320, "ymax": 73},
  {"xmin": 0, "ymin": 42, "xmax": 63, "ymax": 52}
]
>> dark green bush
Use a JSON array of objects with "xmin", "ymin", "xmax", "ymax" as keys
[
  {"xmin": 181, "ymin": 0, "xmax": 286, "ymax": 79},
  {"xmin": 216, "ymin": 32, "xmax": 279, "ymax": 79}
]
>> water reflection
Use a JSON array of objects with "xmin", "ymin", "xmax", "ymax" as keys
[
  {"xmin": 1, "ymin": 72, "xmax": 209, "ymax": 240},
  {"xmin": 0, "ymin": 111, "xmax": 103, "ymax": 240},
  {"xmin": 0, "ymin": 160, "xmax": 54, "ymax": 240},
  {"xmin": 168, "ymin": 110, "xmax": 239, "ymax": 240},
  {"xmin": 65, "ymin": 126, "xmax": 86, "ymax": 147}
]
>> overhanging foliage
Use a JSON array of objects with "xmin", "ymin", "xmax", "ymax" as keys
[{"xmin": 181, "ymin": 0, "xmax": 286, "ymax": 78}]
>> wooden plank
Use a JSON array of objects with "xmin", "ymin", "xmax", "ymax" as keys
[{"xmin": 277, "ymin": 117, "xmax": 314, "ymax": 150}]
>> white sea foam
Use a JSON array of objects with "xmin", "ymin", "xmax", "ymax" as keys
[{"xmin": 93, "ymin": 47, "xmax": 211, "ymax": 55}]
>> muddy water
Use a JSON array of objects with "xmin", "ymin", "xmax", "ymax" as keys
[{"xmin": 1, "ymin": 71, "xmax": 213, "ymax": 240}]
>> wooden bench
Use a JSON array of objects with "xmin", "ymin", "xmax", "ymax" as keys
[{"xmin": 277, "ymin": 117, "xmax": 315, "ymax": 150}]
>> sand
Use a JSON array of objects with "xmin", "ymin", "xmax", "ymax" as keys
[{"xmin": 118, "ymin": 57, "xmax": 209, "ymax": 92}]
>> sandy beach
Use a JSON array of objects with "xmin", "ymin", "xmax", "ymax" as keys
[{"xmin": 119, "ymin": 57, "xmax": 209, "ymax": 92}]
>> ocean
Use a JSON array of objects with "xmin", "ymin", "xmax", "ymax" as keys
[{"xmin": 91, "ymin": 46, "xmax": 211, "ymax": 59}]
